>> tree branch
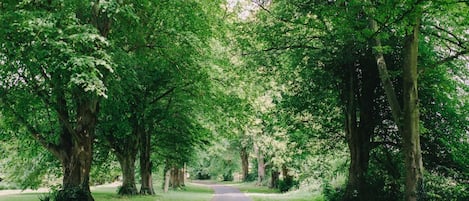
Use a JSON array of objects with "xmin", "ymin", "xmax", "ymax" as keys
[
  {"xmin": 0, "ymin": 95, "xmax": 61, "ymax": 157},
  {"xmin": 436, "ymin": 49, "xmax": 469, "ymax": 65},
  {"xmin": 149, "ymin": 87, "xmax": 176, "ymax": 105},
  {"xmin": 241, "ymin": 44, "xmax": 319, "ymax": 56}
]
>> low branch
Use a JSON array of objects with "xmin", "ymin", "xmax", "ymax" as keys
[
  {"xmin": 149, "ymin": 87, "xmax": 176, "ymax": 105},
  {"xmin": 241, "ymin": 44, "xmax": 319, "ymax": 56},
  {"xmin": 436, "ymin": 49, "xmax": 469, "ymax": 65},
  {"xmin": 1, "ymin": 96, "xmax": 61, "ymax": 157}
]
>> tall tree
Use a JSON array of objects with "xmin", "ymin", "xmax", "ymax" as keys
[{"xmin": 0, "ymin": 1, "xmax": 113, "ymax": 200}]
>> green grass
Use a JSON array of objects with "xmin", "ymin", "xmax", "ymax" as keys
[
  {"xmin": 0, "ymin": 181, "xmax": 324, "ymax": 201},
  {"xmin": 222, "ymin": 182, "xmax": 325, "ymax": 201},
  {"xmin": 0, "ymin": 183, "xmax": 213, "ymax": 201}
]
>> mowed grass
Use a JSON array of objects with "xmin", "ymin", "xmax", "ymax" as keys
[
  {"xmin": 0, "ymin": 183, "xmax": 213, "ymax": 201},
  {"xmin": 223, "ymin": 182, "xmax": 325, "ymax": 201}
]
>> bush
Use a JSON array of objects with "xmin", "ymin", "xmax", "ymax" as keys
[
  {"xmin": 244, "ymin": 173, "xmax": 257, "ymax": 182},
  {"xmin": 38, "ymin": 194, "xmax": 51, "ymax": 201},
  {"xmin": 321, "ymin": 180, "xmax": 345, "ymax": 201},
  {"xmin": 278, "ymin": 177, "xmax": 299, "ymax": 192},
  {"xmin": 222, "ymin": 172, "xmax": 234, "ymax": 181},
  {"xmin": 425, "ymin": 172, "xmax": 469, "ymax": 201}
]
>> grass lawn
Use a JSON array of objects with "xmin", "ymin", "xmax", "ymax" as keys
[
  {"xmin": 223, "ymin": 182, "xmax": 325, "ymax": 201},
  {"xmin": 0, "ymin": 183, "xmax": 213, "ymax": 201}
]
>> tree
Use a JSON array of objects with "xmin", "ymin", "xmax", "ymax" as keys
[{"xmin": 0, "ymin": 1, "xmax": 113, "ymax": 200}]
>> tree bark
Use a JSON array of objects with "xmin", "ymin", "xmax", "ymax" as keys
[
  {"xmin": 343, "ymin": 54, "xmax": 379, "ymax": 201},
  {"xmin": 254, "ymin": 145, "xmax": 265, "ymax": 185},
  {"xmin": 343, "ymin": 64, "xmax": 361, "ymax": 201},
  {"xmin": 139, "ymin": 131, "xmax": 154, "ymax": 195},
  {"xmin": 369, "ymin": 10, "xmax": 425, "ymax": 201},
  {"xmin": 240, "ymin": 147, "xmax": 249, "ymax": 182},
  {"xmin": 55, "ymin": 98, "xmax": 98, "ymax": 201},
  {"xmin": 369, "ymin": 19, "xmax": 402, "ymax": 126},
  {"xmin": 116, "ymin": 153, "xmax": 138, "ymax": 195},
  {"xmin": 108, "ymin": 112, "xmax": 140, "ymax": 196},
  {"xmin": 402, "ymin": 12, "xmax": 424, "ymax": 201}
]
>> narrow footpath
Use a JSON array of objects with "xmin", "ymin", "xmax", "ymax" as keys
[{"xmin": 211, "ymin": 184, "xmax": 253, "ymax": 201}]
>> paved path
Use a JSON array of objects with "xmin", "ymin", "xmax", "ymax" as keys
[{"xmin": 211, "ymin": 184, "xmax": 253, "ymax": 201}]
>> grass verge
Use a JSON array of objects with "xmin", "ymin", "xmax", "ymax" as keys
[
  {"xmin": 0, "ymin": 183, "xmax": 213, "ymax": 201},
  {"xmin": 222, "ymin": 182, "xmax": 325, "ymax": 201}
]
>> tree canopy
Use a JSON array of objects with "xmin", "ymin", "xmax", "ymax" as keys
[{"xmin": 0, "ymin": 1, "xmax": 468, "ymax": 201}]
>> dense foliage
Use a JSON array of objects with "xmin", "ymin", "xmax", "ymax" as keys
[{"xmin": 0, "ymin": 1, "xmax": 467, "ymax": 201}]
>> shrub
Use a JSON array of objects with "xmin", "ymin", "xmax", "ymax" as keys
[
  {"xmin": 321, "ymin": 180, "xmax": 345, "ymax": 201},
  {"xmin": 425, "ymin": 172, "xmax": 469, "ymax": 201}
]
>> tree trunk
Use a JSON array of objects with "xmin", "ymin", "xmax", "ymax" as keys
[
  {"xmin": 58, "ymin": 144, "xmax": 94, "ymax": 201},
  {"xmin": 369, "ymin": 19, "xmax": 402, "ymax": 126},
  {"xmin": 110, "ymin": 113, "xmax": 140, "ymax": 196},
  {"xmin": 164, "ymin": 169, "xmax": 171, "ymax": 193},
  {"xmin": 343, "ymin": 55, "xmax": 378, "ymax": 201},
  {"xmin": 139, "ymin": 131, "xmax": 154, "ymax": 195},
  {"xmin": 116, "ymin": 153, "xmax": 137, "ymax": 195},
  {"xmin": 179, "ymin": 167, "xmax": 185, "ymax": 187},
  {"xmin": 270, "ymin": 170, "xmax": 279, "ymax": 189},
  {"xmin": 55, "ymin": 98, "xmax": 98, "ymax": 201},
  {"xmin": 254, "ymin": 145, "xmax": 265, "ymax": 185},
  {"xmin": 402, "ymin": 12, "xmax": 424, "ymax": 201},
  {"xmin": 240, "ymin": 147, "xmax": 249, "ymax": 182},
  {"xmin": 169, "ymin": 166, "xmax": 185, "ymax": 189},
  {"xmin": 369, "ymin": 9, "xmax": 425, "ymax": 201},
  {"xmin": 170, "ymin": 166, "xmax": 178, "ymax": 188},
  {"xmin": 343, "ymin": 64, "xmax": 361, "ymax": 201}
]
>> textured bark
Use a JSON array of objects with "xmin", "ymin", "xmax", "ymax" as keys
[
  {"xmin": 402, "ymin": 12, "xmax": 424, "ymax": 201},
  {"xmin": 116, "ymin": 153, "xmax": 138, "ymax": 195},
  {"xmin": 55, "ymin": 97, "xmax": 98, "ymax": 201},
  {"xmin": 139, "ymin": 131, "xmax": 154, "ymax": 195},
  {"xmin": 370, "ymin": 10, "xmax": 425, "ymax": 201},
  {"xmin": 240, "ymin": 147, "xmax": 249, "ymax": 182},
  {"xmin": 109, "ymin": 113, "xmax": 140, "ymax": 196}
]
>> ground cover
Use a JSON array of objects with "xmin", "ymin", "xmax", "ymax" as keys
[
  {"xmin": 0, "ymin": 183, "xmax": 213, "ymax": 201},
  {"xmin": 223, "ymin": 182, "xmax": 325, "ymax": 201}
]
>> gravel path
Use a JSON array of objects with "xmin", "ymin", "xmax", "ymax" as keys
[{"xmin": 211, "ymin": 184, "xmax": 253, "ymax": 201}]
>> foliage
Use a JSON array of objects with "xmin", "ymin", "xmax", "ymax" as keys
[{"xmin": 425, "ymin": 172, "xmax": 469, "ymax": 201}]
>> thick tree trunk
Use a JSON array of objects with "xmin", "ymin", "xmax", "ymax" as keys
[
  {"xmin": 240, "ymin": 147, "xmax": 249, "ymax": 182},
  {"xmin": 116, "ymin": 154, "xmax": 138, "ymax": 195},
  {"xmin": 402, "ymin": 13, "xmax": 424, "ymax": 201},
  {"xmin": 343, "ymin": 56, "xmax": 378, "ymax": 201},
  {"xmin": 370, "ymin": 10, "xmax": 425, "ymax": 201},
  {"xmin": 139, "ymin": 131, "xmax": 154, "ymax": 195},
  {"xmin": 111, "ymin": 113, "xmax": 140, "ymax": 196},
  {"xmin": 58, "ymin": 145, "xmax": 94, "ymax": 201},
  {"xmin": 55, "ymin": 98, "xmax": 98, "ymax": 201}
]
